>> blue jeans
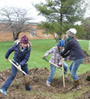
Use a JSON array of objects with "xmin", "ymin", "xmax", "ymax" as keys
[
  {"xmin": 1, "ymin": 63, "xmax": 31, "ymax": 91},
  {"xmin": 47, "ymin": 62, "xmax": 68, "ymax": 83},
  {"xmin": 70, "ymin": 58, "xmax": 84, "ymax": 81}
]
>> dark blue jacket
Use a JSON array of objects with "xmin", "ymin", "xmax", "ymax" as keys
[
  {"xmin": 5, "ymin": 43, "xmax": 31, "ymax": 66},
  {"xmin": 61, "ymin": 38, "xmax": 85, "ymax": 60}
]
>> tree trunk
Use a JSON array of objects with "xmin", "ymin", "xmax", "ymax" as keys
[{"xmin": 13, "ymin": 32, "xmax": 19, "ymax": 41}]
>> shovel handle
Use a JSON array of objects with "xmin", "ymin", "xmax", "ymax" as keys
[
  {"xmin": 61, "ymin": 57, "xmax": 65, "ymax": 88},
  {"xmin": 8, "ymin": 59, "xmax": 27, "ymax": 75},
  {"xmin": 49, "ymin": 61, "xmax": 60, "ymax": 68},
  {"xmin": 43, "ymin": 58, "xmax": 60, "ymax": 68}
]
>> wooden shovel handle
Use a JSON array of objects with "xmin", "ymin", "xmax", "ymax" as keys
[
  {"xmin": 8, "ymin": 59, "xmax": 27, "ymax": 75},
  {"xmin": 49, "ymin": 61, "xmax": 60, "ymax": 68},
  {"xmin": 61, "ymin": 57, "xmax": 65, "ymax": 88}
]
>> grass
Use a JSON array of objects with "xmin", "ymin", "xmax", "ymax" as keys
[
  {"xmin": 0, "ymin": 39, "xmax": 90, "ymax": 99},
  {"xmin": 0, "ymin": 39, "xmax": 90, "ymax": 75}
]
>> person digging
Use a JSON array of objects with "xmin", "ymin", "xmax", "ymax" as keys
[
  {"xmin": 43, "ymin": 40, "xmax": 68, "ymax": 87},
  {"xmin": 60, "ymin": 28, "xmax": 85, "ymax": 91},
  {"xmin": 0, "ymin": 35, "xmax": 31, "ymax": 95}
]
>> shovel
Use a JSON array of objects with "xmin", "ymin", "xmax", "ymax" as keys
[
  {"xmin": 8, "ymin": 59, "xmax": 30, "ymax": 85},
  {"xmin": 43, "ymin": 58, "xmax": 66, "ymax": 89},
  {"xmin": 43, "ymin": 58, "xmax": 67, "ymax": 74},
  {"xmin": 43, "ymin": 58, "xmax": 60, "ymax": 68},
  {"xmin": 61, "ymin": 57, "xmax": 65, "ymax": 88}
]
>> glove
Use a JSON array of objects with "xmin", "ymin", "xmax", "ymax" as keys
[
  {"xmin": 58, "ymin": 64, "xmax": 62, "ymax": 68},
  {"xmin": 58, "ymin": 64, "xmax": 62, "ymax": 67},
  {"xmin": 57, "ymin": 65, "xmax": 62, "ymax": 69},
  {"xmin": 60, "ymin": 52, "xmax": 64, "ymax": 56},
  {"xmin": 43, "ymin": 56, "xmax": 46, "ymax": 59},
  {"xmin": 18, "ymin": 65, "xmax": 21, "ymax": 70}
]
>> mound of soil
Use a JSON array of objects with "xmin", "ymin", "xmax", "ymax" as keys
[
  {"xmin": 79, "ymin": 90, "xmax": 90, "ymax": 99},
  {"xmin": 0, "ymin": 68, "xmax": 90, "ymax": 99},
  {"xmin": 83, "ymin": 50, "xmax": 90, "ymax": 64}
]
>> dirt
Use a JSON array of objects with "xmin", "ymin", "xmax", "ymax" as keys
[
  {"xmin": 83, "ymin": 50, "xmax": 90, "ymax": 64},
  {"xmin": 0, "ymin": 51, "xmax": 90, "ymax": 99},
  {"xmin": 0, "ymin": 67, "xmax": 90, "ymax": 99}
]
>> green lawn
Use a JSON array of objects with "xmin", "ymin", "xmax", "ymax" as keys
[
  {"xmin": 0, "ymin": 39, "xmax": 90, "ymax": 99},
  {"xmin": 0, "ymin": 39, "xmax": 90, "ymax": 76}
]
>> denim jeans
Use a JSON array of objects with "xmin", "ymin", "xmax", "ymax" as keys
[
  {"xmin": 1, "ymin": 63, "xmax": 31, "ymax": 91},
  {"xmin": 70, "ymin": 58, "xmax": 84, "ymax": 81},
  {"xmin": 47, "ymin": 62, "xmax": 68, "ymax": 83}
]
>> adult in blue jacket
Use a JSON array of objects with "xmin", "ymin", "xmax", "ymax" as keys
[
  {"xmin": 0, "ymin": 35, "xmax": 31, "ymax": 95},
  {"xmin": 61, "ymin": 28, "xmax": 85, "ymax": 90}
]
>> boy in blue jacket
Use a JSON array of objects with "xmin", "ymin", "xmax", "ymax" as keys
[{"xmin": 0, "ymin": 35, "xmax": 31, "ymax": 95}]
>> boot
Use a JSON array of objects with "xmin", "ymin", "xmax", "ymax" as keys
[
  {"xmin": 46, "ymin": 80, "xmax": 51, "ymax": 87},
  {"xmin": 70, "ymin": 80, "xmax": 81, "ymax": 91},
  {"xmin": 25, "ymin": 85, "xmax": 31, "ymax": 91}
]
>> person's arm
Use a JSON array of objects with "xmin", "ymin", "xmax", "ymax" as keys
[
  {"xmin": 62, "ymin": 51, "xmax": 70, "ymax": 58},
  {"xmin": 43, "ymin": 47, "xmax": 54, "ymax": 59},
  {"xmin": 19, "ymin": 47, "xmax": 31, "ymax": 66},
  {"xmin": 61, "ymin": 42, "xmax": 71, "ymax": 57},
  {"xmin": 5, "ymin": 44, "xmax": 16, "ymax": 59}
]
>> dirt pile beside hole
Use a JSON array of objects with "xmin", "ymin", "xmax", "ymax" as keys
[
  {"xmin": 0, "ymin": 68, "xmax": 90, "ymax": 99},
  {"xmin": 83, "ymin": 50, "xmax": 90, "ymax": 64},
  {"xmin": 79, "ymin": 90, "xmax": 90, "ymax": 99}
]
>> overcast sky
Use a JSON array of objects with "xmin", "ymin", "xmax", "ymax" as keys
[
  {"xmin": 0, "ymin": 0, "xmax": 46, "ymax": 22},
  {"xmin": 0, "ymin": 0, "xmax": 90, "ymax": 22}
]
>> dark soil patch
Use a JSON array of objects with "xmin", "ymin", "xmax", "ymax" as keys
[
  {"xmin": 79, "ymin": 90, "xmax": 90, "ymax": 99},
  {"xmin": 0, "ymin": 67, "xmax": 90, "ymax": 99}
]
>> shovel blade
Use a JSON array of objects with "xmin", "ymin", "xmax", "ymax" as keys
[{"xmin": 23, "ymin": 75, "xmax": 30, "ymax": 85}]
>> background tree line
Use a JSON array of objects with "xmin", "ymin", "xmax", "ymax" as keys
[
  {"xmin": 35, "ymin": 0, "xmax": 90, "ymax": 40},
  {"xmin": 0, "ymin": 0, "xmax": 90, "ymax": 40}
]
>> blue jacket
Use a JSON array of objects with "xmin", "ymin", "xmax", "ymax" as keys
[
  {"xmin": 61, "ymin": 38, "xmax": 85, "ymax": 60},
  {"xmin": 5, "ymin": 43, "xmax": 31, "ymax": 66}
]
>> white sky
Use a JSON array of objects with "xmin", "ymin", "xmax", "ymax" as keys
[
  {"xmin": 0, "ymin": 0, "xmax": 46, "ymax": 22},
  {"xmin": 0, "ymin": 0, "xmax": 90, "ymax": 22}
]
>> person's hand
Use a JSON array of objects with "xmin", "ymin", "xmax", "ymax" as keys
[
  {"xmin": 18, "ymin": 65, "xmax": 21, "ymax": 70},
  {"xmin": 6, "ymin": 59, "xmax": 9, "ymax": 61},
  {"xmin": 57, "ymin": 64, "xmax": 62, "ymax": 69},
  {"xmin": 43, "ymin": 56, "xmax": 46, "ymax": 59},
  {"xmin": 60, "ymin": 52, "xmax": 63, "ymax": 56}
]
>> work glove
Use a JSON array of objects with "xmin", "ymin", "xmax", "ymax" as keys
[
  {"xmin": 18, "ymin": 65, "xmax": 21, "ymax": 70},
  {"xmin": 57, "ymin": 64, "xmax": 62, "ymax": 69},
  {"xmin": 43, "ymin": 56, "xmax": 46, "ymax": 59}
]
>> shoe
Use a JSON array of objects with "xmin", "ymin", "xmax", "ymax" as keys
[
  {"xmin": 76, "ymin": 85, "xmax": 82, "ymax": 90},
  {"xmin": 70, "ymin": 85, "xmax": 82, "ymax": 91},
  {"xmin": 0, "ymin": 89, "xmax": 7, "ymax": 95},
  {"xmin": 70, "ymin": 85, "xmax": 77, "ymax": 91},
  {"xmin": 25, "ymin": 85, "xmax": 31, "ymax": 91},
  {"xmin": 70, "ymin": 80, "xmax": 82, "ymax": 91},
  {"xmin": 46, "ymin": 80, "xmax": 51, "ymax": 87}
]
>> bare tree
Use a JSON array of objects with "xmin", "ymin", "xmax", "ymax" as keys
[{"xmin": 0, "ymin": 7, "xmax": 33, "ymax": 40}]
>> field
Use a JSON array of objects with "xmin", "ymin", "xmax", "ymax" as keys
[{"xmin": 0, "ymin": 39, "xmax": 90, "ymax": 99}]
